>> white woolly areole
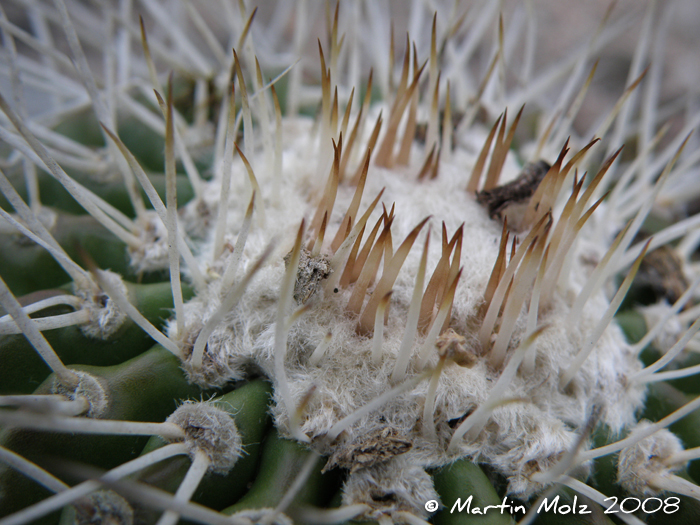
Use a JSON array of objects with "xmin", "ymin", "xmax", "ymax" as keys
[
  {"xmin": 165, "ymin": 401, "xmax": 243, "ymax": 475},
  {"xmin": 166, "ymin": 109, "xmax": 646, "ymax": 496},
  {"xmin": 73, "ymin": 489, "xmax": 134, "ymax": 525},
  {"xmin": 74, "ymin": 270, "xmax": 128, "ymax": 340},
  {"xmin": 341, "ymin": 456, "xmax": 439, "ymax": 520},
  {"xmin": 617, "ymin": 421, "xmax": 684, "ymax": 496},
  {"xmin": 127, "ymin": 211, "xmax": 170, "ymax": 274},
  {"xmin": 181, "ymin": 196, "xmax": 217, "ymax": 240},
  {"xmin": 228, "ymin": 509, "xmax": 293, "ymax": 525},
  {"xmin": 51, "ymin": 370, "xmax": 108, "ymax": 418},
  {"xmin": 640, "ymin": 302, "xmax": 685, "ymax": 352}
]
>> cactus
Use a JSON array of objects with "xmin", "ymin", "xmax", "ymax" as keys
[{"xmin": 1, "ymin": 1, "xmax": 700, "ymax": 524}]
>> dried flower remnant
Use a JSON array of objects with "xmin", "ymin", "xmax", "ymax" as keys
[
  {"xmin": 285, "ymin": 248, "xmax": 333, "ymax": 305},
  {"xmin": 476, "ymin": 160, "xmax": 552, "ymax": 220},
  {"xmin": 435, "ymin": 328, "xmax": 475, "ymax": 367},
  {"xmin": 323, "ymin": 426, "xmax": 413, "ymax": 474},
  {"xmin": 635, "ymin": 243, "xmax": 689, "ymax": 304}
]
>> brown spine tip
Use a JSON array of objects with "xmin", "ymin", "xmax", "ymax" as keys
[
  {"xmin": 467, "ymin": 113, "xmax": 503, "ymax": 193},
  {"xmin": 522, "ymin": 138, "xmax": 570, "ymax": 228},
  {"xmin": 417, "ymin": 145, "xmax": 437, "ymax": 180},
  {"xmin": 483, "ymin": 105, "xmax": 524, "ymax": 191},
  {"xmin": 396, "ymin": 43, "xmax": 420, "ymax": 166},
  {"xmin": 375, "ymin": 59, "xmax": 427, "ymax": 168},
  {"xmin": 237, "ymin": 6, "xmax": 258, "ymax": 50},
  {"xmin": 419, "ymin": 224, "xmax": 461, "ymax": 333},
  {"xmin": 339, "ymin": 223, "xmax": 365, "ymax": 288},
  {"xmin": 351, "ymin": 112, "xmax": 383, "ymax": 184},
  {"xmin": 358, "ymin": 216, "xmax": 430, "ymax": 334},
  {"xmin": 309, "ymin": 137, "xmax": 342, "ymax": 240},
  {"xmin": 346, "ymin": 218, "xmax": 393, "ymax": 316},
  {"xmin": 332, "ymin": 148, "xmax": 371, "ymax": 253},
  {"xmin": 350, "ymin": 214, "xmax": 385, "ymax": 285},
  {"xmin": 482, "ymin": 219, "xmax": 510, "ymax": 314}
]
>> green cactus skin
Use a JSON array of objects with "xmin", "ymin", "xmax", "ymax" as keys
[
  {"xmin": 0, "ymin": 345, "xmax": 200, "ymax": 518},
  {"xmin": 133, "ymin": 379, "xmax": 273, "ymax": 521},
  {"xmin": 430, "ymin": 460, "xmax": 514, "ymax": 525},
  {"xmin": 641, "ymin": 382, "xmax": 700, "ymax": 483},
  {"xmin": 0, "ymin": 211, "xmax": 172, "ymax": 296},
  {"xmin": 529, "ymin": 487, "xmax": 615, "ymax": 525},
  {"xmin": 0, "ymin": 281, "xmax": 192, "ymax": 394},
  {"xmin": 222, "ymin": 430, "xmax": 341, "ymax": 517}
]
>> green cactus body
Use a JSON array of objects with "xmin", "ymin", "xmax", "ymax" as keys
[
  {"xmin": 430, "ymin": 460, "xmax": 514, "ymax": 525},
  {"xmin": 222, "ymin": 430, "xmax": 340, "ymax": 518},
  {"xmin": 0, "ymin": 281, "xmax": 191, "ymax": 394},
  {"xmin": 134, "ymin": 379, "xmax": 272, "ymax": 520},
  {"xmin": 0, "ymin": 345, "xmax": 200, "ymax": 518}
]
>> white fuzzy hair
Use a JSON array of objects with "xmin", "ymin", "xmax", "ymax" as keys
[
  {"xmin": 166, "ymin": 401, "xmax": 243, "ymax": 475},
  {"xmin": 164, "ymin": 107, "xmax": 646, "ymax": 498},
  {"xmin": 75, "ymin": 270, "xmax": 128, "ymax": 340},
  {"xmin": 617, "ymin": 421, "xmax": 684, "ymax": 496}
]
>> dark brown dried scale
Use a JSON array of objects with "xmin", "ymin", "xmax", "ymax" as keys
[
  {"xmin": 637, "ymin": 245, "xmax": 689, "ymax": 304},
  {"xmin": 323, "ymin": 426, "xmax": 413, "ymax": 473},
  {"xmin": 436, "ymin": 328, "xmax": 475, "ymax": 367},
  {"xmin": 285, "ymin": 248, "xmax": 333, "ymax": 304},
  {"xmin": 476, "ymin": 160, "xmax": 551, "ymax": 219}
]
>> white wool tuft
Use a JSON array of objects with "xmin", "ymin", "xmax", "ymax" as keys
[
  {"xmin": 51, "ymin": 370, "xmax": 108, "ymax": 418},
  {"xmin": 228, "ymin": 509, "xmax": 293, "ymax": 525},
  {"xmin": 166, "ymin": 401, "xmax": 243, "ymax": 475},
  {"xmin": 127, "ymin": 211, "xmax": 170, "ymax": 274},
  {"xmin": 640, "ymin": 301, "xmax": 685, "ymax": 352},
  {"xmin": 341, "ymin": 456, "xmax": 439, "ymax": 520},
  {"xmin": 617, "ymin": 421, "xmax": 684, "ymax": 496},
  {"xmin": 74, "ymin": 271, "xmax": 128, "ymax": 340},
  {"xmin": 161, "ymin": 99, "xmax": 646, "ymax": 495},
  {"xmin": 72, "ymin": 489, "xmax": 134, "ymax": 525}
]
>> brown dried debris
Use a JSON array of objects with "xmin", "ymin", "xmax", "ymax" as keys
[
  {"xmin": 636, "ymin": 244, "xmax": 689, "ymax": 305},
  {"xmin": 284, "ymin": 248, "xmax": 333, "ymax": 304},
  {"xmin": 475, "ymin": 160, "xmax": 551, "ymax": 219},
  {"xmin": 436, "ymin": 328, "xmax": 475, "ymax": 367},
  {"xmin": 323, "ymin": 426, "xmax": 412, "ymax": 473}
]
